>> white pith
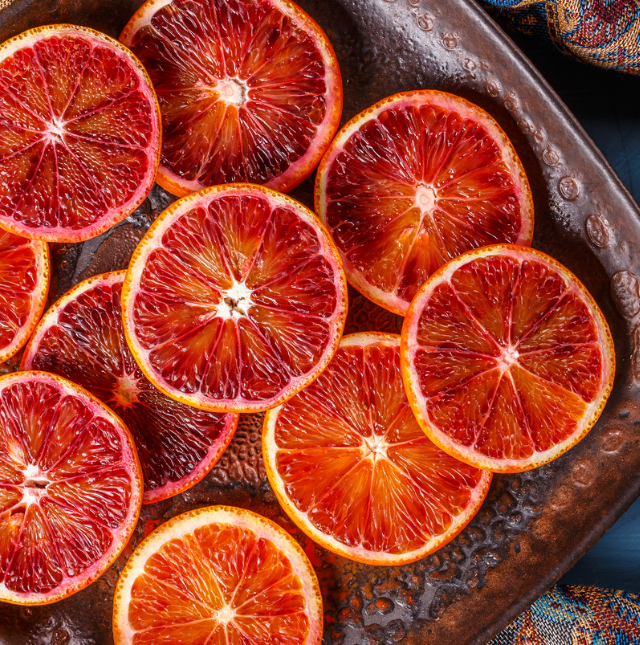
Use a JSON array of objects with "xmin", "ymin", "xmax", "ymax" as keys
[
  {"xmin": 113, "ymin": 506, "xmax": 323, "ymax": 645},
  {"xmin": 415, "ymin": 183, "xmax": 438, "ymax": 215},
  {"xmin": 215, "ymin": 77, "xmax": 247, "ymax": 106},
  {"xmin": 401, "ymin": 245, "xmax": 616, "ymax": 472},
  {"xmin": 215, "ymin": 279, "xmax": 254, "ymax": 320}
]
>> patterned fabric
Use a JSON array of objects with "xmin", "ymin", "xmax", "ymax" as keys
[
  {"xmin": 492, "ymin": 585, "xmax": 640, "ymax": 644},
  {"xmin": 477, "ymin": 0, "xmax": 640, "ymax": 74}
]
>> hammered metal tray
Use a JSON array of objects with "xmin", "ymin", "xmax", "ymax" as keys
[{"xmin": 2, "ymin": 0, "xmax": 640, "ymax": 643}]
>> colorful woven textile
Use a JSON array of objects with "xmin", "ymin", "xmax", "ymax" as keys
[
  {"xmin": 477, "ymin": 0, "xmax": 640, "ymax": 74},
  {"xmin": 491, "ymin": 585, "xmax": 640, "ymax": 643}
]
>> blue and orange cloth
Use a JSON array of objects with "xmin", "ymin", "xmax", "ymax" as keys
[
  {"xmin": 477, "ymin": 0, "xmax": 640, "ymax": 74},
  {"xmin": 492, "ymin": 585, "xmax": 640, "ymax": 643}
]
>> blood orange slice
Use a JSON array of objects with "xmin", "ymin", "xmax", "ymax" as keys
[
  {"xmin": 0, "ymin": 25, "xmax": 161, "ymax": 243},
  {"xmin": 113, "ymin": 505, "xmax": 323, "ymax": 645},
  {"xmin": 21, "ymin": 271, "xmax": 238, "ymax": 504},
  {"xmin": 401, "ymin": 244, "xmax": 615, "ymax": 473},
  {"xmin": 0, "ymin": 230, "xmax": 49, "ymax": 364},
  {"xmin": 0, "ymin": 371, "xmax": 142, "ymax": 604},
  {"xmin": 263, "ymin": 333, "xmax": 492, "ymax": 565},
  {"xmin": 120, "ymin": 0, "xmax": 342, "ymax": 197},
  {"xmin": 315, "ymin": 90, "xmax": 534, "ymax": 315},
  {"xmin": 122, "ymin": 184, "xmax": 348, "ymax": 413}
]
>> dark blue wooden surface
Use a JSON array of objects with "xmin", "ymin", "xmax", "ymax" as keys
[{"xmin": 500, "ymin": 23, "xmax": 640, "ymax": 592}]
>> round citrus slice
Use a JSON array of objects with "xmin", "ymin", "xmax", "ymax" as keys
[
  {"xmin": 122, "ymin": 184, "xmax": 348, "ymax": 413},
  {"xmin": 0, "ymin": 371, "xmax": 142, "ymax": 604},
  {"xmin": 401, "ymin": 244, "xmax": 616, "ymax": 473},
  {"xmin": 0, "ymin": 230, "xmax": 49, "ymax": 364},
  {"xmin": 113, "ymin": 505, "xmax": 323, "ymax": 645},
  {"xmin": 21, "ymin": 271, "xmax": 238, "ymax": 504},
  {"xmin": 0, "ymin": 24, "xmax": 161, "ymax": 243},
  {"xmin": 263, "ymin": 333, "xmax": 492, "ymax": 565},
  {"xmin": 120, "ymin": 0, "xmax": 342, "ymax": 197},
  {"xmin": 315, "ymin": 90, "xmax": 534, "ymax": 315}
]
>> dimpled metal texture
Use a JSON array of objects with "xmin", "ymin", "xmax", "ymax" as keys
[{"xmin": 1, "ymin": 0, "xmax": 639, "ymax": 643}]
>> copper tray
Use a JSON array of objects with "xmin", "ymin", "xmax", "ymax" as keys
[{"xmin": 2, "ymin": 0, "xmax": 640, "ymax": 643}]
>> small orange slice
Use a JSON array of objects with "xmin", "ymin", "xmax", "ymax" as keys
[
  {"xmin": 113, "ymin": 505, "xmax": 323, "ymax": 645},
  {"xmin": 0, "ymin": 25, "xmax": 161, "ymax": 243},
  {"xmin": 316, "ymin": 90, "xmax": 534, "ymax": 315},
  {"xmin": 0, "ymin": 371, "xmax": 142, "ymax": 604},
  {"xmin": 122, "ymin": 184, "xmax": 348, "ymax": 413},
  {"xmin": 120, "ymin": 0, "xmax": 342, "ymax": 196},
  {"xmin": 263, "ymin": 332, "xmax": 492, "ymax": 565},
  {"xmin": 0, "ymin": 230, "xmax": 49, "ymax": 364},
  {"xmin": 401, "ymin": 244, "xmax": 615, "ymax": 473}
]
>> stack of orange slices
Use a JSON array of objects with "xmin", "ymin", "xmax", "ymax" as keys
[{"xmin": 0, "ymin": 0, "xmax": 617, "ymax": 641}]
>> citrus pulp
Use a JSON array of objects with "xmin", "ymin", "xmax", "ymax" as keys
[
  {"xmin": 113, "ymin": 505, "xmax": 323, "ymax": 645},
  {"xmin": 0, "ymin": 371, "xmax": 142, "ymax": 604},
  {"xmin": 120, "ymin": 0, "xmax": 342, "ymax": 196},
  {"xmin": 316, "ymin": 90, "xmax": 534, "ymax": 315},
  {"xmin": 263, "ymin": 332, "xmax": 492, "ymax": 565},
  {"xmin": 21, "ymin": 271, "xmax": 238, "ymax": 504},
  {"xmin": 401, "ymin": 244, "xmax": 615, "ymax": 472},
  {"xmin": 0, "ymin": 24, "xmax": 161, "ymax": 242}
]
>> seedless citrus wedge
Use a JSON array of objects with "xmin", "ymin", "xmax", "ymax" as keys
[
  {"xmin": 21, "ymin": 272, "xmax": 238, "ymax": 504},
  {"xmin": 0, "ymin": 371, "xmax": 142, "ymax": 605},
  {"xmin": 401, "ymin": 244, "xmax": 615, "ymax": 473},
  {"xmin": 0, "ymin": 24, "xmax": 161, "ymax": 242},
  {"xmin": 263, "ymin": 333, "xmax": 492, "ymax": 565},
  {"xmin": 0, "ymin": 230, "xmax": 49, "ymax": 363},
  {"xmin": 120, "ymin": 0, "xmax": 342, "ymax": 196},
  {"xmin": 316, "ymin": 90, "xmax": 534, "ymax": 315},
  {"xmin": 113, "ymin": 505, "xmax": 323, "ymax": 645},
  {"xmin": 122, "ymin": 184, "xmax": 348, "ymax": 413}
]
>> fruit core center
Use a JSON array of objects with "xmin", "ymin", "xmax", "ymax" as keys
[
  {"xmin": 363, "ymin": 435, "xmax": 387, "ymax": 460},
  {"xmin": 217, "ymin": 281, "xmax": 253, "ymax": 320},
  {"xmin": 499, "ymin": 346, "xmax": 520, "ymax": 370},
  {"xmin": 114, "ymin": 374, "xmax": 140, "ymax": 408},
  {"xmin": 22, "ymin": 465, "xmax": 49, "ymax": 503},
  {"xmin": 214, "ymin": 605, "xmax": 236, "ymax": 624},
  {"xmin": 415, "ymin": 184, "xmax": 437, "ymax": 214},
  {"xmin": 46, "ymin": 119, "xmax": 66, "ymax": 141},
  {"xmin": 217, "ymin": 78, "xmax": 247, "ymax": 106}
]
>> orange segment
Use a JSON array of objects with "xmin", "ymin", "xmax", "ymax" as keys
[
  {"xmin": 0, "ymin": 230, "xmax": 49, "ymax": 364},
  {"xmin": 0, "ymin": 371, "xmax": 141, "ymax": 605},
  {"xmin": 120, "ymin": 0, "xmax": 342, "ymax": 196},
  {"xmin": 263, "ymin": 333, "xmax": 491, "ymax": 565},
  {"xmin": 316, "ymin": 90, "xmax": 533, "ymax": 315},
  {"xmin": 0, "ymin": 25, "xmax": 161, "ymax": 243},
  {"xmin": 122, "ymin": 184, "xmax": 347, "ymax": 413},
  {"xmin": 113, "ymin": 506, "xmax": 323, "ymax": 645},
  {"xmin": 21, "ymin": 271, "xmax": 238, "ymax": 504},
  {"xmin": 401, "ymin": 244, "xmax": 615, "ymax": 472}
]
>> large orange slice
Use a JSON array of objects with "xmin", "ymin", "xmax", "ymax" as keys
[
  {"xmin": 401, "ymin": 245, "xmax": 615, "ymax": 473},
  {"xmin": 315, "ymin": 90, "xmax": 534, "ymax": 315},
  {"xmin": 122, "ymin": 184, "xmax": 348, "ymax": 413},
  {"xmin": 0, "ymin": 371, "xmax": 142, "ymax": 604},
  {"xmin": 21, "ymin": 271, "xmax": 238, "ymax": 504},
  {"xmin": 0, "ymin": 25, "xmax": 161, "ymax": 243},
  {"xmin": 263, "ymin": 333, "xmax": 492, "ymax": 565},
  {"xmin": 0, "ymin": 230, "xmax": 49, "ymax": 363},
  {"xmin": 120, "ymin": 0, "xmax": 342, "ymax": 197},
  {"xmin": 113, "ymin": 505, "xmax": 323, "ymax": 645}
]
